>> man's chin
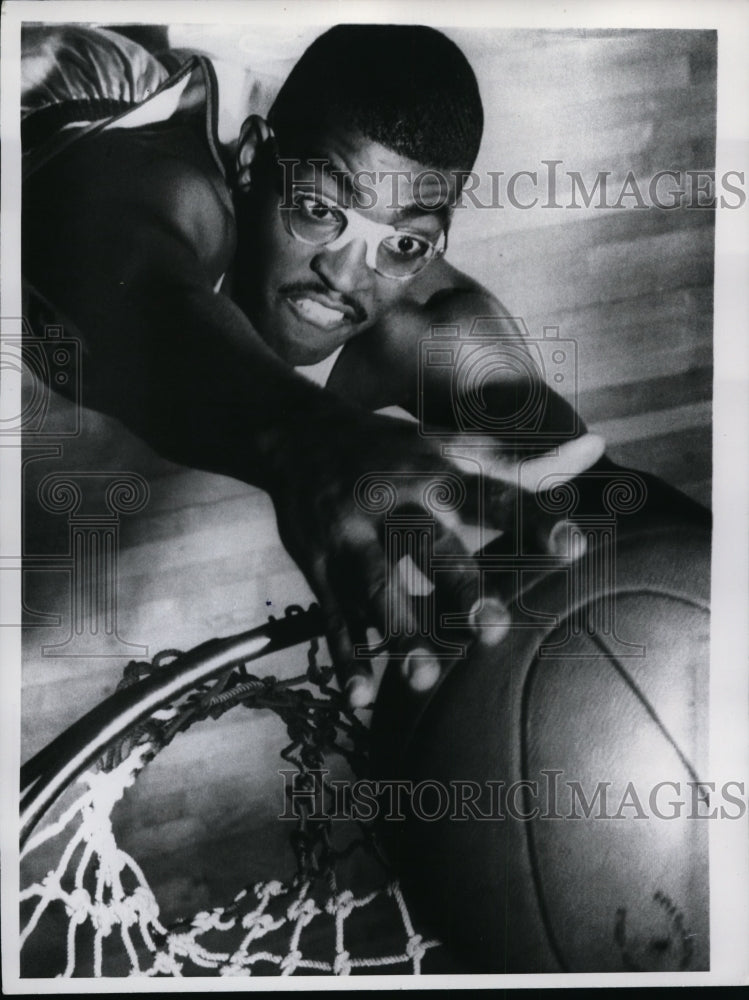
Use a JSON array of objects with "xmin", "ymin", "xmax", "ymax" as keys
[
  {"xmin": 283, "ymin": 339, "xmax": 346, "ymax": 367},
  {"xmin": 271, "ymin": 308, "xmax": 365, "ymax": 367}
]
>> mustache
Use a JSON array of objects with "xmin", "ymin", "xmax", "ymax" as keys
[{"xmin": 279, "ymin": 282, "xmax": 368, "ymax": 323}]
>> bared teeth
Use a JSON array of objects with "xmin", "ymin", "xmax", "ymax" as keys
[{"xmin": 293, "ymin": 297, "xmax": 345, "ymax": 328}]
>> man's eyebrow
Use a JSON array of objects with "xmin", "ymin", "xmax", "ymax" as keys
[
  {"xmin": 296, "ymin": 152, "xmax": 351, "ymax": 185},
  {"xmin": 390, "ymin": 202, "xmax": 450, "ymax": 225},
  {"xmin": 295, "ymin": 154, "xmax": 451, "ymax": 227},
  {"xmin": 383, "ymin": 202, "xmax": 451, "ymax": 235}
]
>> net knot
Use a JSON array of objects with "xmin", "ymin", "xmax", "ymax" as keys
[
  {"xmin": 191, "ymin": 907, "xmax": 232, "ymax": 933},
  {"xmin": 406, "ymin": 934, "xmax": 428, "ymax": 961},
  {"xmin": 41, "ymin": 870, "xmax": 61, "ymax": 893},
  {"xmin": 255, "ymin": 880, "xmax": 285, "ymax": 901},
  {"xmin": 286, "ymin": 896, "xmax": 318, "ymax": 925},
  {"xmin": 333, "ymin": 950, "xmax": 352, "ymax": 976},
  {"xmin": 241, "ymin": 911, "xmax": 281, "ymax": 936},
  {"xmin": 99, "ymin": 895, "xmax": 147, "ymax": 934},
  {"xmin": 220, "ymin": 960, "xmax": 250, "ymax": 977},
  {"xmin": 325, "ymin": 889, "xmax": 355, "ymax": 919},
  {"xmin": 90, "ymin": 900, "xmax": 119, "ymax": 935},
  {"xmin": 165, "ymin": 930, "xmax": 201, "ymax": 958},
  {"xmin": 65, "ymin": 886, "xmax": 91, "ymax": 922},
  {"xmin": 150, "ymin": 950, "xmax": 183, "ymax": 976},
  {"xmin": 130, "ymin": 885, "xmax": 160, "ymax": 922},
  {"xmin": 280, "ymin": 948, "xmax": 303, "ymax": 974}
]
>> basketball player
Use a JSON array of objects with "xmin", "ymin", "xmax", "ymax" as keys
[{"xmin": 22, "ymin": 24, "xmax": 605, "ymax": 706}]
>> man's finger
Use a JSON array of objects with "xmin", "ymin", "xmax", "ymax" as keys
[
  {"xmin": 532, "ymin": 513, "xmax": 588, "ymax": 561},
  {"xmin": 341, "ymin": 619, "xmax": 375, "ymax": 709},
  {"xmin": 334, "ymin": 531, "xmax": 418, "ymax": 641},
  {"xmin": 328, "ymin": 532, "xmax": 428, "ymax": 706},
  {"xmin": 437, "ymin": 467, "xmax": 515, "ymax": 535},
  {"xmin": 444, "ymin": 432, "xmax": 605, "ymax": 494},
  {"xmin": 307, "ymin": 555, "xmax": 372, "ymax": 707},
  {"xmin": 405, "ymin": 520, "xmax": 512, "ymax": 657},
  {"xmin": 400, "ymin": 644, "xmax": 442, "ymax": 692}
]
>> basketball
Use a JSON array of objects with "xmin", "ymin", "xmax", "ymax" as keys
[{"xmin": 371, "ymin": 468, "xmax": 711, "ymax": 972}]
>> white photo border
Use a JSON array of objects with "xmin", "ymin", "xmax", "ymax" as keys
[{"xmin": 2, "ymin": 0, "xmax": 747, "ymax": 991}]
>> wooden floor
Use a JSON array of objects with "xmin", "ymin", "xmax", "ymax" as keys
[
  {"xmin": 18, "ymin": 26, "xmax": 715, "ymax": 975},
  {"xmin": 444, "ymin": 27, "xmax": 715, "ymax": 511}
]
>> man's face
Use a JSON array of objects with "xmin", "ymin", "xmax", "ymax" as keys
[{"xmin": 237, "ymin": 124, "xmax": 457, "ymax": 366}]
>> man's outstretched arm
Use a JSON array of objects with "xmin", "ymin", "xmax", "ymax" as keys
[{"xmin": 23, "ymin": 130, "xmax": 603, "ymax": 704}]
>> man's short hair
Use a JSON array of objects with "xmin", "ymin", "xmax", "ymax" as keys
[{"xmin": 268, "ymin": 24, "xmax": 483, "ymax": 172}]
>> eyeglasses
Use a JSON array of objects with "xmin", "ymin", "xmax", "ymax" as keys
[{"xmin": 280, "ymin": 186, "xmax": 447, "ymax": 280}]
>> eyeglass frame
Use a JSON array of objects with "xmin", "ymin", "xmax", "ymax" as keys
[{"xmin": 279, "ymin": 183, "xmax": 449, "ymax": 280}]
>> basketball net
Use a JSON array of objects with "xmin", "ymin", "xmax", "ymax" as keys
[{"xmin": 20, "ymin": 608, "xmax": 442, "ymax": 978}]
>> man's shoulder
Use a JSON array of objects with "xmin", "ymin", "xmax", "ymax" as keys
[{"xmin": 26, "ymin": 122, "xmax": 237, "ymax": 280}]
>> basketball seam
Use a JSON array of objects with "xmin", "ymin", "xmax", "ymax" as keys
[
  {"xmin": 589, "ymin": 630, "xmax": 702, "ymax": 785},
  {"xmin": 518, "ymin": 605, "xmax": 705, "ymax": 973},
  {"xmin": 519, "ymin": 655, "xmax": 570, "ymax": 972}
]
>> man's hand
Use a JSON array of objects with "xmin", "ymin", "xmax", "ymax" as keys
[{"xmin": 268, "ymin": 406, "xmax": 605, "ymax": 708}]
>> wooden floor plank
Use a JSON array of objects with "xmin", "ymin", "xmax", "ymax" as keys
[{"xmin": 590, "ymin": 399, "xmax": 712, "ymax": 446}]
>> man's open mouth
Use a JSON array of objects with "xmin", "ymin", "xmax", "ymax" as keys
[
  {"xmin": 288, "ymin": 296, "xmax": 349, "ymax": 330},
  {"xmin": 282, "ymin": 287, "xmax": 366, "ymax": 332}
]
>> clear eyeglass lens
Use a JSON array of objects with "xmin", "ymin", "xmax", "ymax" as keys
[
  {"xmin": 287, "ymin": 193, "xmax": 344, "ymax": 243},
  {"xmin": 284, "ymin": 191, "xmax": 443, "ymax": 278},
  {"xmin": 377, "ymin": 233, "xmax": 434, "ymax": 278}
]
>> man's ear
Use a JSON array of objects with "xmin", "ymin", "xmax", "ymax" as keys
[{"xmin": 236, "ymin": 115, "xmax": 276, "ymax": 193}]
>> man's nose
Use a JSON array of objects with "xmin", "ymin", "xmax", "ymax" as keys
[{"xmin": 310, "ymin": 237, "xmax": 373, "ymax": 294}]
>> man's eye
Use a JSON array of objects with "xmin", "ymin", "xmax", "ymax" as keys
[
  {"xmin": 296, "ymin": 195, "xmax": 340, "ymax": 224},
  {"xmin": 382, "ymin": 234, "xmax": 430, "ymax": 259}
]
